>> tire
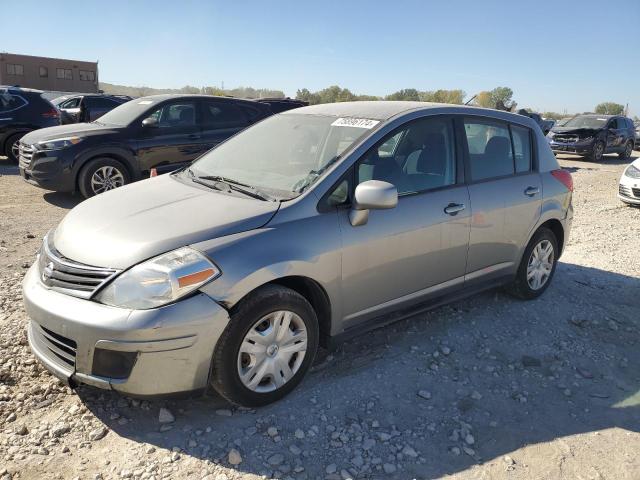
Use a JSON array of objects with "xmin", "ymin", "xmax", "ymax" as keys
[
  {"xmin": 210, "ymin": 285, "xmax": 319, "ymax": 407},
  {"xmin": 618, "ymin": 140, "xmax": 633, "ymax": 160},
  {"xmin": 506, "ymin": 227, "xmax": 559, "ymax": 300},
  {"xmin": 3, "ymin": 132, "xmax": 24, "ymax": 163},
  {"xmin": 588, "ymin": 140, "xmax": 605, "ymax": 162},
  {"xmin": 78, "ymin": 157, "xmax": 130, "ymax": 198}
]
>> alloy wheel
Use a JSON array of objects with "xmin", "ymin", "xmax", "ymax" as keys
[
  {"xmin": 237, "ymin": 310, "xmax": 308, "ymax": 393},
  {"xmin": 594, "ymin": 142, "xmax": 604, "ymax": 161},
  {"xmin": 11, "ymin": 140, "xmax": 20, "ymax": 161},
  {"xmin": 624, "ymin": 142, "xmax": 632, "ymax": 159},
  {"xmin": 90, "ymin": 166, "xmax": 125, "ymax": 194},
  {"xmin": 527, "ymin": 239, "xmax": 554, "ymax": 290}
]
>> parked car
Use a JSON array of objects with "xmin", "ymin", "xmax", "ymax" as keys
[
  {"xmin": 52, "ymin": 94, "xmax": 132, "ymax": 124},
  {"xmin": 541, "ymin": 118, "xmax": 556, "ymax": 133},
  {"xmin": 18, "ymin": 94, "xmax": 273, "ymax": 197},
  {"xmin": 618, "ymin": 157, "xmax": 640, "ymax": 205},
  {"xmin": 547, "ymin": 114, "xmax": 635, "ymax": 161},
  {"xmin": 516, "ymin": 109, "xmax": 551, "ymax": 135},
  {"xmin": 634, "ymin": 121, "xmax": 640, "ymax": 148},
  {"xmin": 23, "ymin": 101, "xmax": 573, "ymax": 407},
  {"xmin": 0, "ymin": 86, "xmax": 60, "ymax": 162},
  {"xmin": 556, "ymin": 117, "xmax": 573, "ymax": 127},
  {"xmin": 255, "ymin": 97, "xmax": 308, "ymax": 113}
]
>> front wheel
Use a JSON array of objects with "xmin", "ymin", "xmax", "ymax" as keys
[
  {"xmin": 210, "ymin": 285, "xmax": 319, "ymax": 407},
  {"xmin": 619, "ymin": 141, "xmax": 633, "ymax": 160},
  {"xmin": 78, "ymin": 157, "xmax": 130, "ymax": 198},
  {"xmin": 4, "ymin": 133, "xmax": 24, "ymax": 163},
  {"xmin": 506, "ymin": 228, "xmax": 559, "ymax": 300}
]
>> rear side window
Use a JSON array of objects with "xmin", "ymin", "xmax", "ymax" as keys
[
  {"xmin": 147, "ymin": 102, "xmax": 196, "ymax": 128},
  {"xmin": 241, "ymin": 106, "xmax": 265, "ymax": 123},
  {"xmin": 0, "ymin": 93, "xmax": 27, "ymax": 113},
  {"xmin": 85, "ymin": 97, "xmax": 119, "ymax": 109},
  {"xmin": 511, "ymin": 125, "xmax": 532, "ymax": 173},
  {"xmin": 202, "ymin": 102, "xmax": 248, "ymax": 129},
  {"xmin": 464, "ymin": 120, "xmax": 514, "ymax": 181}
]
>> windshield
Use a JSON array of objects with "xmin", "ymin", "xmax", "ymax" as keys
[
  {"xmin": 189, "ymin": 114, "xmax": 376, "ymax": 197},
  {"xmin": 95, "ymin": 98, "xmax": 155, "ymax": 126},
  {"xmin": 562, "ymin": 116, "xmax": 608, "ymax": 129}
]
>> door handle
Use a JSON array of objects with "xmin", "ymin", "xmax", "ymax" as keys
[
  {"xmin": 444, "ymin": 203, "xmax": 465, "ymax": 215},
  {"xmin": 524, "ymin": 186, "xmax": 540, "ymax": 197}
]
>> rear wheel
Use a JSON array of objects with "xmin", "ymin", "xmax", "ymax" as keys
[
  {"xmin": 4, "ymin": 132, "xmax": 24, "ymax": 163},
  {"xmin": 506, "ymin": 227, "xmax": 559, "ymax": 300},
  {"xmin": 588, "ymin": 141, "xmax": 604, "ymax": 161},
  {"xmin": 78, "ymin": 157, "xmax": 130, "ymax": 198},
  {"xmin": 619, "ymin": 140, "xmax": 633, "ymax": 160},
  {"xmin": 210, "ymin": 285, "xmax": 319, "ymax": 407}
]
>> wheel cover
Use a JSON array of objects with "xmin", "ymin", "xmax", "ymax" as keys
[
  {"xmin": 625, "ymin": 142, "xmax": 632, "ymax": 157},
  {"xmin": 11, "ymin": 139, "xmax": 20, "ymax": 159},
  {"xmin": 237, "ymin": 310, "xmax": 308, "ymax": 393},
  {"xmin": 527, "ymin": 239, "xmax": 554, "ymax": 290},
  {"xmin": 594, "ymin": 142, "xmax": 604, "ymax": 159},
  {"xmin": 90, "ymin": 166, "xmax": 125, "ymax": 194}
]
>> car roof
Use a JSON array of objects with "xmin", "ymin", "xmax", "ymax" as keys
[
  {"xmin": 284, "ymin": 100, "xmax": 540, "ymax": 124},
  {"xmin": 0, "ymin": 85, "xmax": 44, "ymax": 94},
  {"xmin": 137, "ymin": 94, "xmax": 267, "ymax": 107}
]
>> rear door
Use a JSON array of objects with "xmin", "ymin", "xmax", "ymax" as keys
[
  {"xmin": 136, "ymin": 100, "xmax": 202, "ymax": 173},
  {"xmin": 197, "ymin": 100, "xmax": 251, "ymax": 153},
  {"xmin": 462, "ymin": 117, "xmax": 541, "ymax": 284}
]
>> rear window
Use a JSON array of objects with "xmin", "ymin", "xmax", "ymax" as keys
[
  {"xmin": 0, "ymin": 92, "xmax": 27, "ymax": 113},
  {"xmin": 202, "ymin": 101, "xmax": 248, "ymax": 129}
]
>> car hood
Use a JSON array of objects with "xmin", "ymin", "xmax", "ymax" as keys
[
  {"xmin": 550, "ymin": 126, "xmax": 599, "ymax": 136},
  {"xmin": 53, "ymin": 174, "xmax": 280, "ymax": 269},
  {"xmin": 21, "ymin": 122, "xmax": 122, "ymax": 144}
]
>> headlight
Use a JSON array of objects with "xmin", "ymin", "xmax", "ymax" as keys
[
  {"xmin": 625, "ymin": 164, "xmax": 640, "ymax": 179},
  {"xmin": 95, "ymin": 247, "xmax": 220, "ymax": 309},
  {"xmin": 35, "ymin": 136, "xmax": 84, "ymax": 151}
]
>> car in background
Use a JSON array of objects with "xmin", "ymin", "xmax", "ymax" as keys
[
  {"xmin": 618, "ymin": 157, "xmax": 640, "ymax": 205},
  {"xmin": 547, "ymin": 114, "xmax": 635, "ymax": 161},
  {"xmin": 22, "ymin": 101, "xmax": 573, "ymax": 406},
  {"xmin": 0, "ymin": 86, "xmax": 60, "ymax": 162},
  {"xmin": 516, "ymin": 110, "xmax": 551, "ymax": 135},
  {"xmin": 556, "ymin": 117, "xmax": 573, "ymax": 127},
  {"xmin": 255, "ymin": 97, "xmax": 308, "ymax": 113},
  {"xmin": 541, "ymin": 118, "xmax": 555, "ymax": 133},
  {"xmin": 634, "ymin": 121, "xmax": 640, "ymax": 148},
  {"xmin": 19, "ymin": 94, "xmax": 273, "ymax": 197},
  {"xmin": 52, "ymin": 94, "xmax": 132, "ymax": 124}
]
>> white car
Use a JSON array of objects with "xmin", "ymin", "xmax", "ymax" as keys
[{"xmin": 619, "ymin": 157, "xmax": 640, "ymax": 205}]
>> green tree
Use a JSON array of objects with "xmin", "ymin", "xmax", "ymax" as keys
[
  {"xmin": 472, "ymin": 87, "xmax": 515, "ymax": 110},
  {"xmin": 542, "ymin": 111, "xmax": 565, "ymax": 120},
  {"xmin": 420, "ymin": 89, "xmax": 465, "ymax": 104},
  {"xmin": 594, "ymin": 102, "xmax": 624, "ymax": 115},
  {"xmin": 385, "ymin": 88, "xmax": 420, "ymax": 101}
]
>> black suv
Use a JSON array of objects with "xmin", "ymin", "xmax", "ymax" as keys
[
  {"xmin": 19, "ymin": 94, "xmax": 275, "ymax": 197},
  {"xmin": 52, "ymin": 94, "xmax": 132, "ymax": 124},
  {"xmin": 547, "ymin": 114, "xmax": 635, "ymax": 161},
  {"xmin": 1, "ymin": 86, "xmax": 61, "ymax": 162}
]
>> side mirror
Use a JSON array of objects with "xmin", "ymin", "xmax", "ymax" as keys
[
  {"xmin": 142, "ymin": 117, "xmax": 158, "ymax": 128},
  {"xmin": 349, "ymin": 180, "xmax": 398, "ymax": 226}
]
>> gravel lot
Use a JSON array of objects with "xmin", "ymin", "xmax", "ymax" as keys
[{"xmin": 1, "ymin": 151, "xmax": 639, "ymax": 480}]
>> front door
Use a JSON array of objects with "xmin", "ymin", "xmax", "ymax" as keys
[
  {"xmin": 462, "ymin": 118, "xmax": 541, "ymax": 283},
  {"xmin": 338, "ymin": 116, "xmax": 470, "ymax": 327},
  {"xmin": 136, "ymin": 100, "xmax": 202, "ymax": 174}
]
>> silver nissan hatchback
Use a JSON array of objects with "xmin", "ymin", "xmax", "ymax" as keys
[{"xmin": 23, "ymin": 102, "xmax": 573, "ymax": 407}]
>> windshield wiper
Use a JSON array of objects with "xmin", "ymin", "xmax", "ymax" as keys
[
  {"xmin": 292, "ymin": 155, "xmax": 341, "ymax": 193},
  {"xmin": 187, "ymin": 170, "xmax": 273, "ymax": 201}
]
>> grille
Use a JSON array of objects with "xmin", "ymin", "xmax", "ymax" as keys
[
  {"xmin": 38, "ymin": 235, "xmax": 120, "ymax": 299},
  {"xmin": 36, "ymin": 323, "xmax": 77, "ymax": 367},
  {"xmin": 18, "ymin": 142, "xmax": 34, "ymax": 169},
  {"xmin": 619, "ymin": 184, "xmax": 635, "ymax": 198},
  {"xmin": 553, "ymin": 135, "xmax": 579, "ymax": 144}
]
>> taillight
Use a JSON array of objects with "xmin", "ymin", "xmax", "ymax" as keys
[
  {"xmin": 41, "ymin": 108, "xmax": 60, "ymax": 118},
  {"xmin": 551, "ymin": 169, "xmax": 573, "ymax": 192}
]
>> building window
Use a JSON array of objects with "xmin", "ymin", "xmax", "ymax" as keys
[
  {"xmin": 6, "ymin": 63, "xmax": 24, "ymax": 76},
  {"xmin": 39, "ymin": 66, "xmax": 48, "ymax": 77},
  {"xmin": 79, "ymin": 70, "xmax": 95, "ymax": 81},
  {"xmin": 56, "ymin": 68, "xmax": 73, "ymax": 80}
]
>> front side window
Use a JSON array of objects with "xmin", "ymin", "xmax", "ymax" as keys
[
  {"xmin": 357, "ymin": 117, "xmax": 456, "ymax": 195},
  {"xmin": 608, "ymin": 118, "xmax": 619, "ymax": 129},
  {"xmin": 511, "ymin": 125, "xmax": 532, "ymax": 173},
  {"xmin": 202, "ymin": 102, "xmax": 247, "ymax": 129},
  {"xmin": 464, "ymin": 120, "xmax": 514, "ymax": 181},
  {"xmin": 6, "ymin": 64, "xmax": 24, "ymax": 76},
  {"xmin": 147, "ymin": 102, "xmax": 196, "ymax": 128},
  {"xmin": 189, "ymin": 113, "xmax": 374, "ymax": 196},
  {"xmin": 60, "ymin": 97, "xmax": 81, "ymax": 109}
]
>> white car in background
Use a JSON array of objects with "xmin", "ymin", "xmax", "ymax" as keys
[{"xmin": 618, "ymin": 157, "xmax": 640, "ymax": 205}]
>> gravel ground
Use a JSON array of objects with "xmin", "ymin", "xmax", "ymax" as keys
[{"xmin": 1, "ymin": 152, "xmax": 639, "ymax": 480}]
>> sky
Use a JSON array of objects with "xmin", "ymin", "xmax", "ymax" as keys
[{"xmin": 3, "ymin": 0, "xmax": 639, "ymax": 116}]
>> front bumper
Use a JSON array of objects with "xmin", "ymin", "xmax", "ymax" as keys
[
  {"xmin": 23, "ymin": 265, "xmax": 230, "ymax": 396},
  {"xmin": 549, "ymin": 140, "xmax": 593, "ymax": 155},
  {"xmin": 19, "ymin": 146, "xmax": 75, "ymax": 192},
  {"xmin": 618, "ymin": 173, "xmax": 640, "ymax": 205}
]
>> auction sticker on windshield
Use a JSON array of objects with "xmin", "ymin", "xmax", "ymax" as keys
[{"xmin": 331, "ymin": 117, "xmax": 380, "ymax": 129}]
